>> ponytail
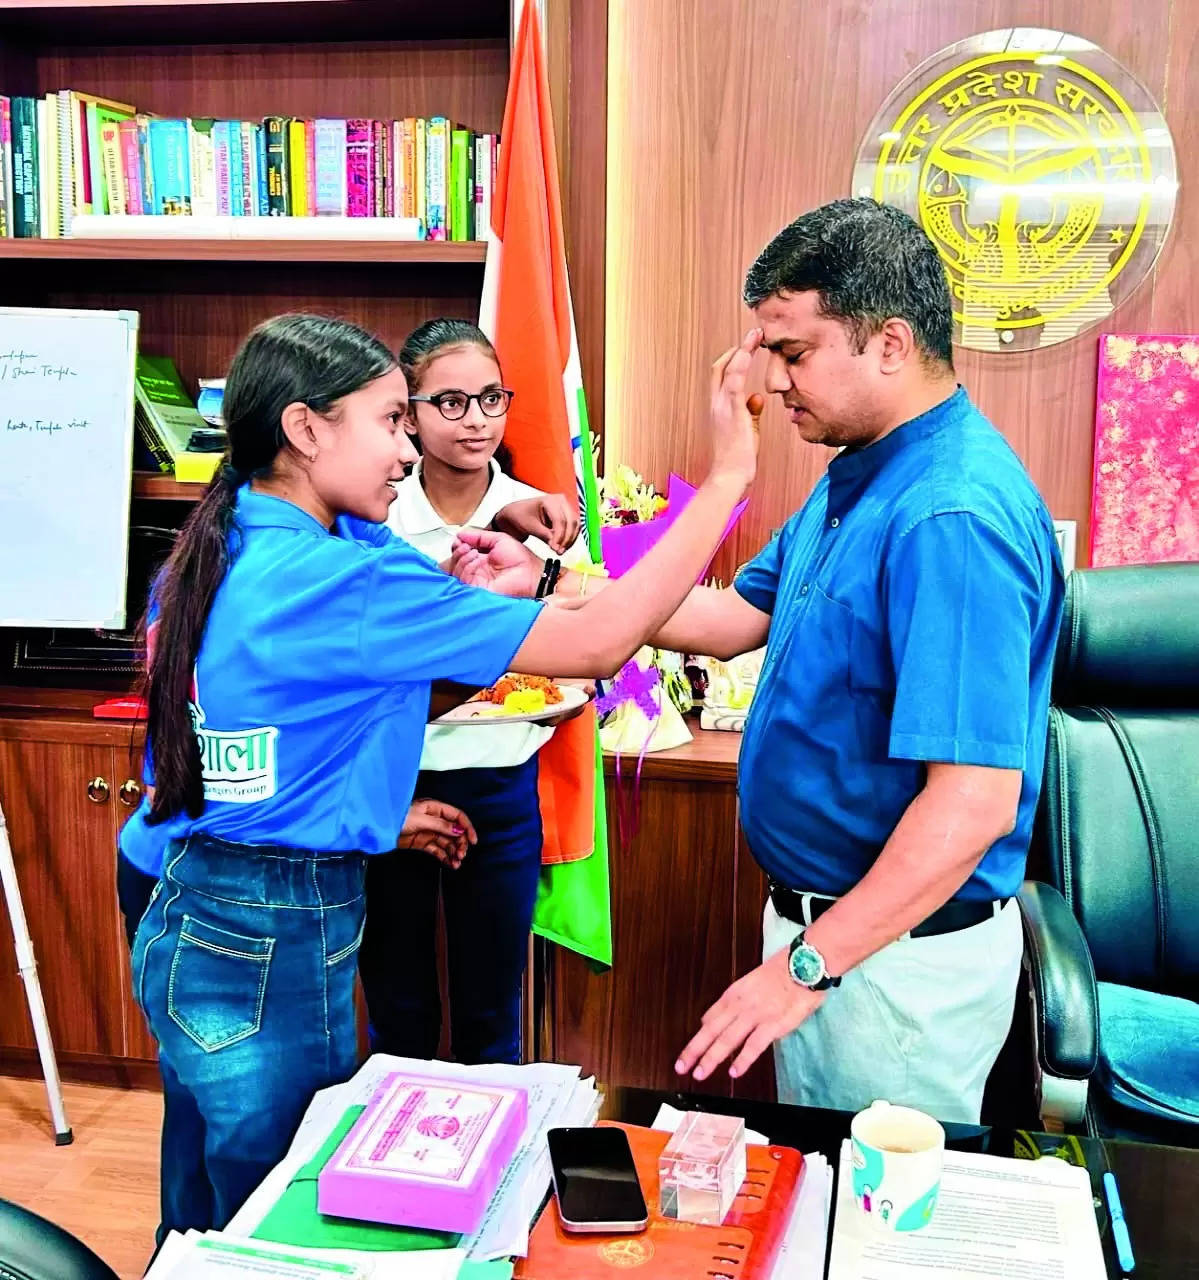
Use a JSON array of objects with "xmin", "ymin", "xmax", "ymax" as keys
[
  {"xmin": 145, "ymin": 464, "xmax": 242, "ymax": 822},
  {"xmin": 144, "ymin": 313, "xmax": 397, "ymax": 823}
]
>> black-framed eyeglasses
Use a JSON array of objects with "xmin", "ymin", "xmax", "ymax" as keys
[{"xmin": 409, "ymin": 388, "xmax": 515, "ymax": 421}]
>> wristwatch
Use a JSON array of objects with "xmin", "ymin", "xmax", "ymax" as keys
[{"xmin": 787, "ymin": 930, "xmax": 841, "ymax": 992}]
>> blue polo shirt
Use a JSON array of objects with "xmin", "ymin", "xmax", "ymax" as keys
[
  {"xmin": 119, "ymin": 487, "xmax": 541, "ymax": 874},
  {"xmin": 735, "ymin": 388, "xmax": 1064, "ymax": 902}
]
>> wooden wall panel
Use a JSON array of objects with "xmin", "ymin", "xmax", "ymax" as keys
[
  {"xmin": 553, "ymin": 774, "xmax": 740, "ymax": 1094},
  {"xmin": 1151, "ymin": 1, "xmax": 1199, "ymax": 335},
  {"xmin": 606, "ymin": 0, "xmax": 1195, "ymax": 579},
  {"xmin": 545, "ymin": 0, "xmax": 608, "ymax": 444},
  {"xmin": 559, "ymin": 0, "xmax": 606, "ymax": 444}
]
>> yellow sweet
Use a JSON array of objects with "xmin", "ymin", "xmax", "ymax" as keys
[{"xmin": 502, "ymin": 688, "xmax": 547, "ymax": 715}]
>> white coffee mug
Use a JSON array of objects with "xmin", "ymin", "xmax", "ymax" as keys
[{"xmin": 850, "ymin": 1100, "xmax": 945, "ymax": 1232}]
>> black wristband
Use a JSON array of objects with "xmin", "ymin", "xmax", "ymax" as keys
[{"xmin": 535, "ymin": 557, "xmax": 562, "ymax": 600}]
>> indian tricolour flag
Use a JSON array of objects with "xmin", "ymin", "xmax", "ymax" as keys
[{"xmin": 478, "ymin": 0, "xmax": 610, "ymax": 966}]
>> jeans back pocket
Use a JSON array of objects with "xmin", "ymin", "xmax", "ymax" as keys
[{"xmin": 168, "ymin": 914, "xmax": 275, "ymax": 1053}]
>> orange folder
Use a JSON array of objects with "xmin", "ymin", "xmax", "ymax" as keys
[{"xmin": 515, "ymin": 1122, "xmax": 805, "ymax": 1279}]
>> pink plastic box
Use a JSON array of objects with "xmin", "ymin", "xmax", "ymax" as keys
[{"xmin": 317, "ymin": 1072, "xmax": 528, "ymax": 1234}]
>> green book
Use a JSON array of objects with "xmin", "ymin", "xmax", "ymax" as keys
[
  {"xmin": 264, "ymin": 115, "xmax": 290, "ymax": 216},
  {"xmin": 251, "ymin": 1104, "xmax": 460, "ymax": 1253},
  {"xmin": 450, "ymin": 127, "xmax": 472, "ymax": 242},
  {"xmin": 134, "ymin": 353, "xmax": 208, "ymax": 459}
]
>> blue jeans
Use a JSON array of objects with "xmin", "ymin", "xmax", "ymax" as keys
[
  {"xmin": 358, "ymin": 758, "xmax": 543, "ymax": 1065},
  {"xmin": 131, "ymin": 834, "xmax": 366, "ymax": 1242}
]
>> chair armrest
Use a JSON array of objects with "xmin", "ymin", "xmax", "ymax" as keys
[{"xmin": 1017, "ymin": 880, "xmax": 1099, "ymax": 1082}]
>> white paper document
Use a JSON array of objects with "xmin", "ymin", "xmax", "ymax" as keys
[
  {"xmin": 828, "ymin": 1140, "xmax": 1107, "ymax": 1279},
  {"xmin": 771, "ymin": 1151, "xmax": 832, "ymax": 1280},
  {"xmin": 146, "ymin": 1230, "xmax": 464, "ymax": 1279}
]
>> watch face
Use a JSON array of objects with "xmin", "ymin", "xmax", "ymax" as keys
[{"xmin": 789, "ymin": 943, "xmax": 825, "ymax": 987}]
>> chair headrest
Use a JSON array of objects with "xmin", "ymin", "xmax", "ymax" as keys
[{"xmin": 1054, "ymin": 563, "xmax": 1199, "ymax": 706}]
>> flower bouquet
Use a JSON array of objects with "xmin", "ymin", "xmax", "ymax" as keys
[{"xmin": 597, "ymin": 467, "xmax": 748, "ymax": 581}]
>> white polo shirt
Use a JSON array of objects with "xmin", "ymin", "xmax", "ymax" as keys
[{"xmin": 387, "ymin": 458, "xmax": 572, "ymax": 772}]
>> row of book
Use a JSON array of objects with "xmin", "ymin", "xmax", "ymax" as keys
[{"xmin": 0, "ymin": 91, "xmax": 497, "ymax": 241}]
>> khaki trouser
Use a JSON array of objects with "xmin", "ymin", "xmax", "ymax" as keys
[{"xmin": 764, "ymin": 897, "xmax": 1024, "ymax": 1125}]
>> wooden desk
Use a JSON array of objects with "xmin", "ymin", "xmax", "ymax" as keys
[
  {"xmin": 548, "ymin": 726, "xmax": 775, "ymax": 1100},
  {"xmin": 611, "ymin": 1087, "xmax": 1199, "ymax": 1279},
  {"xmin": 602, "ymin": 727, "xmax": 739, "ymax": 783}
]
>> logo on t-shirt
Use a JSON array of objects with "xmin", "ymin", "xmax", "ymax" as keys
[{"xmin": 190, "ymin": 673, "xmax": 279, "ymax": 804}]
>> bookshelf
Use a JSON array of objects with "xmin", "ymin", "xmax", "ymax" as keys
[
  {"xmin": 132, "ymin": 471, "xmax": 208, "ymax": 500},
  {"xmin": 0, "ymin": 11, "xmax": 508, "ymax": 379},
  {"xmin": 0, "ymin": 238, "xmax": 490, "ymax": 262}
]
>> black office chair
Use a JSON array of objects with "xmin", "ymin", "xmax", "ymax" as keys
[
  {"xmin": 0, "ymin": 1198, "xmax": 120, "ymax": 1280},
  {"xmin": 1018, "ymin": 562, "xmax": 1199, "ymax": 1145}
]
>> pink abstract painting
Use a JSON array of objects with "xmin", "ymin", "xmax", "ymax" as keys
[{"xmin": 1091, "ymin": 335, "xmax": 1199, "ymax": 567}]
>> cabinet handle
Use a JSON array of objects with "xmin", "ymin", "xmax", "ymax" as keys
[
  {"xmin": 87, "ymin": 777, "xmax": 110, "ymax": 804},
  {"xmin": 119, "ymin": 779, "xmax": 142, "ymax": 808}
]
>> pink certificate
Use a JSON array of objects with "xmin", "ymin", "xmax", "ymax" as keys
[{"xmin": 318, "ymin": 1072, "xmax": 527, "ymax": 1234}]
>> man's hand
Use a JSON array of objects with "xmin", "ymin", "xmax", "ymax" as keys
[
  {"xmin": 450, "ymin": 528, "xmax": 544, "ymax": 598},
  {"xmin": 399, "ymin": 799, "xmax": 477, "ymax": 869},
  {"xmin": 492, "ymin": 494, "xmax": 581, "ymax": 554},
  {"xmin": 675, "ymin": 947, "xmax": 825, "ymax": 1082}
]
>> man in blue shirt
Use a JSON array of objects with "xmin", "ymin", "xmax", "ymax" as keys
[{"xmin": 664, "ymin": 200, "xmax": 1065, "ymax": 1123}]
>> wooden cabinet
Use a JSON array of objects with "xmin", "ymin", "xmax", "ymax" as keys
[
  {"xmin": 548, "ymin": 731, "xmax": 776, "ymax": 1102},
  {"xmin": 0, "ymin": 702, "xmax": 156, "ymax": 1084}
]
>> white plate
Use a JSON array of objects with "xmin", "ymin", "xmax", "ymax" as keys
[{"xmin": 434, "ymin": 682, "xmax": 590, "ymax": 726}]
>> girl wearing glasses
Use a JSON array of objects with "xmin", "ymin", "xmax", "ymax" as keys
[{"xmin": 360, "ymin": 318, "xmax": 582, "ymax": 1066}]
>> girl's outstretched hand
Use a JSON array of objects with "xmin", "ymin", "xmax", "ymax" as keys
[{"xmin": 450, "ymin": 529, "xmax": 544, "ymax": 598}]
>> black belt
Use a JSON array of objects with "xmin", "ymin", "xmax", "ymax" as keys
[{"xmin": 769, "ymin": 882, "xmax": 1010, "ymax": 939}]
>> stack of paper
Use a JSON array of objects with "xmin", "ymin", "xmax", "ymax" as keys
[
  {"xmin": 828, "ymin": 1139, "xmax": 1107, "ymax": 1279},
  {"xmin": 771, "ymin": 1150, "xmax": 832, "ymax": 1279},
  {"xmin": 147, "ymin": 1231, "xmax": 463, "ymax": 1278},
  {"xmin": 226, "ymin": 1055, "xmax": 599, "ymax": 1266}
]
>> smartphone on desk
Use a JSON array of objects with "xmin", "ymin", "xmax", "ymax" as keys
[{"xmin": 547, "ymin": 1126, "xmax": 649, "ymax": 1234}]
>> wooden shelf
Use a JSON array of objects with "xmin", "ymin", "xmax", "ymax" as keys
[
  {"xmin": 0, "ymin": 238, "xmax": 488, "ymax": 264},
  {"xmin": 132, "ymin": 472, "xmax": 207, "ymax": 500},
  {"xmin": 0, "ymin": 1, "xmax": 507, "ymax": 45}
]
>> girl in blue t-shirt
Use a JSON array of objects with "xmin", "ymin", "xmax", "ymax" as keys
[{"xmin": 130, "ymin": 312, "xmax": 758, "ymax": 1246}]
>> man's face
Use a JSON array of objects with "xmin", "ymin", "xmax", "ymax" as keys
[{"xmin": 754, "ymin": 290, "xmax": 890, "ymax": 448}]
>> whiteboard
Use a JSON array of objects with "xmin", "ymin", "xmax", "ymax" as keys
[{"xmin": 0, "ymin": 307, "xmax": 139, "ymax": 628}]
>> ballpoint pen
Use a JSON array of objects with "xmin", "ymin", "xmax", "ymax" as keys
[{"xmin": 1103, "ymin": 1170, "xmax": 1135, "ymax": 1275}]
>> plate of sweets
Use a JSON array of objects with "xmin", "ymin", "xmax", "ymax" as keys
[{"xmin": 434, "ymin": 674, "xmax": 590, "ymax": 726}]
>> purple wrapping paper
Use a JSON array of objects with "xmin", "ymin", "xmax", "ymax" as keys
[{"xmin": 600, "ymin": 474, "xmax": 748, "ymax": 579}]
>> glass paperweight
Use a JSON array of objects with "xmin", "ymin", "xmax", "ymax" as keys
[{"xmin": 658, "ymin": 1112, "xmax": 747, "ymax": 1225}]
